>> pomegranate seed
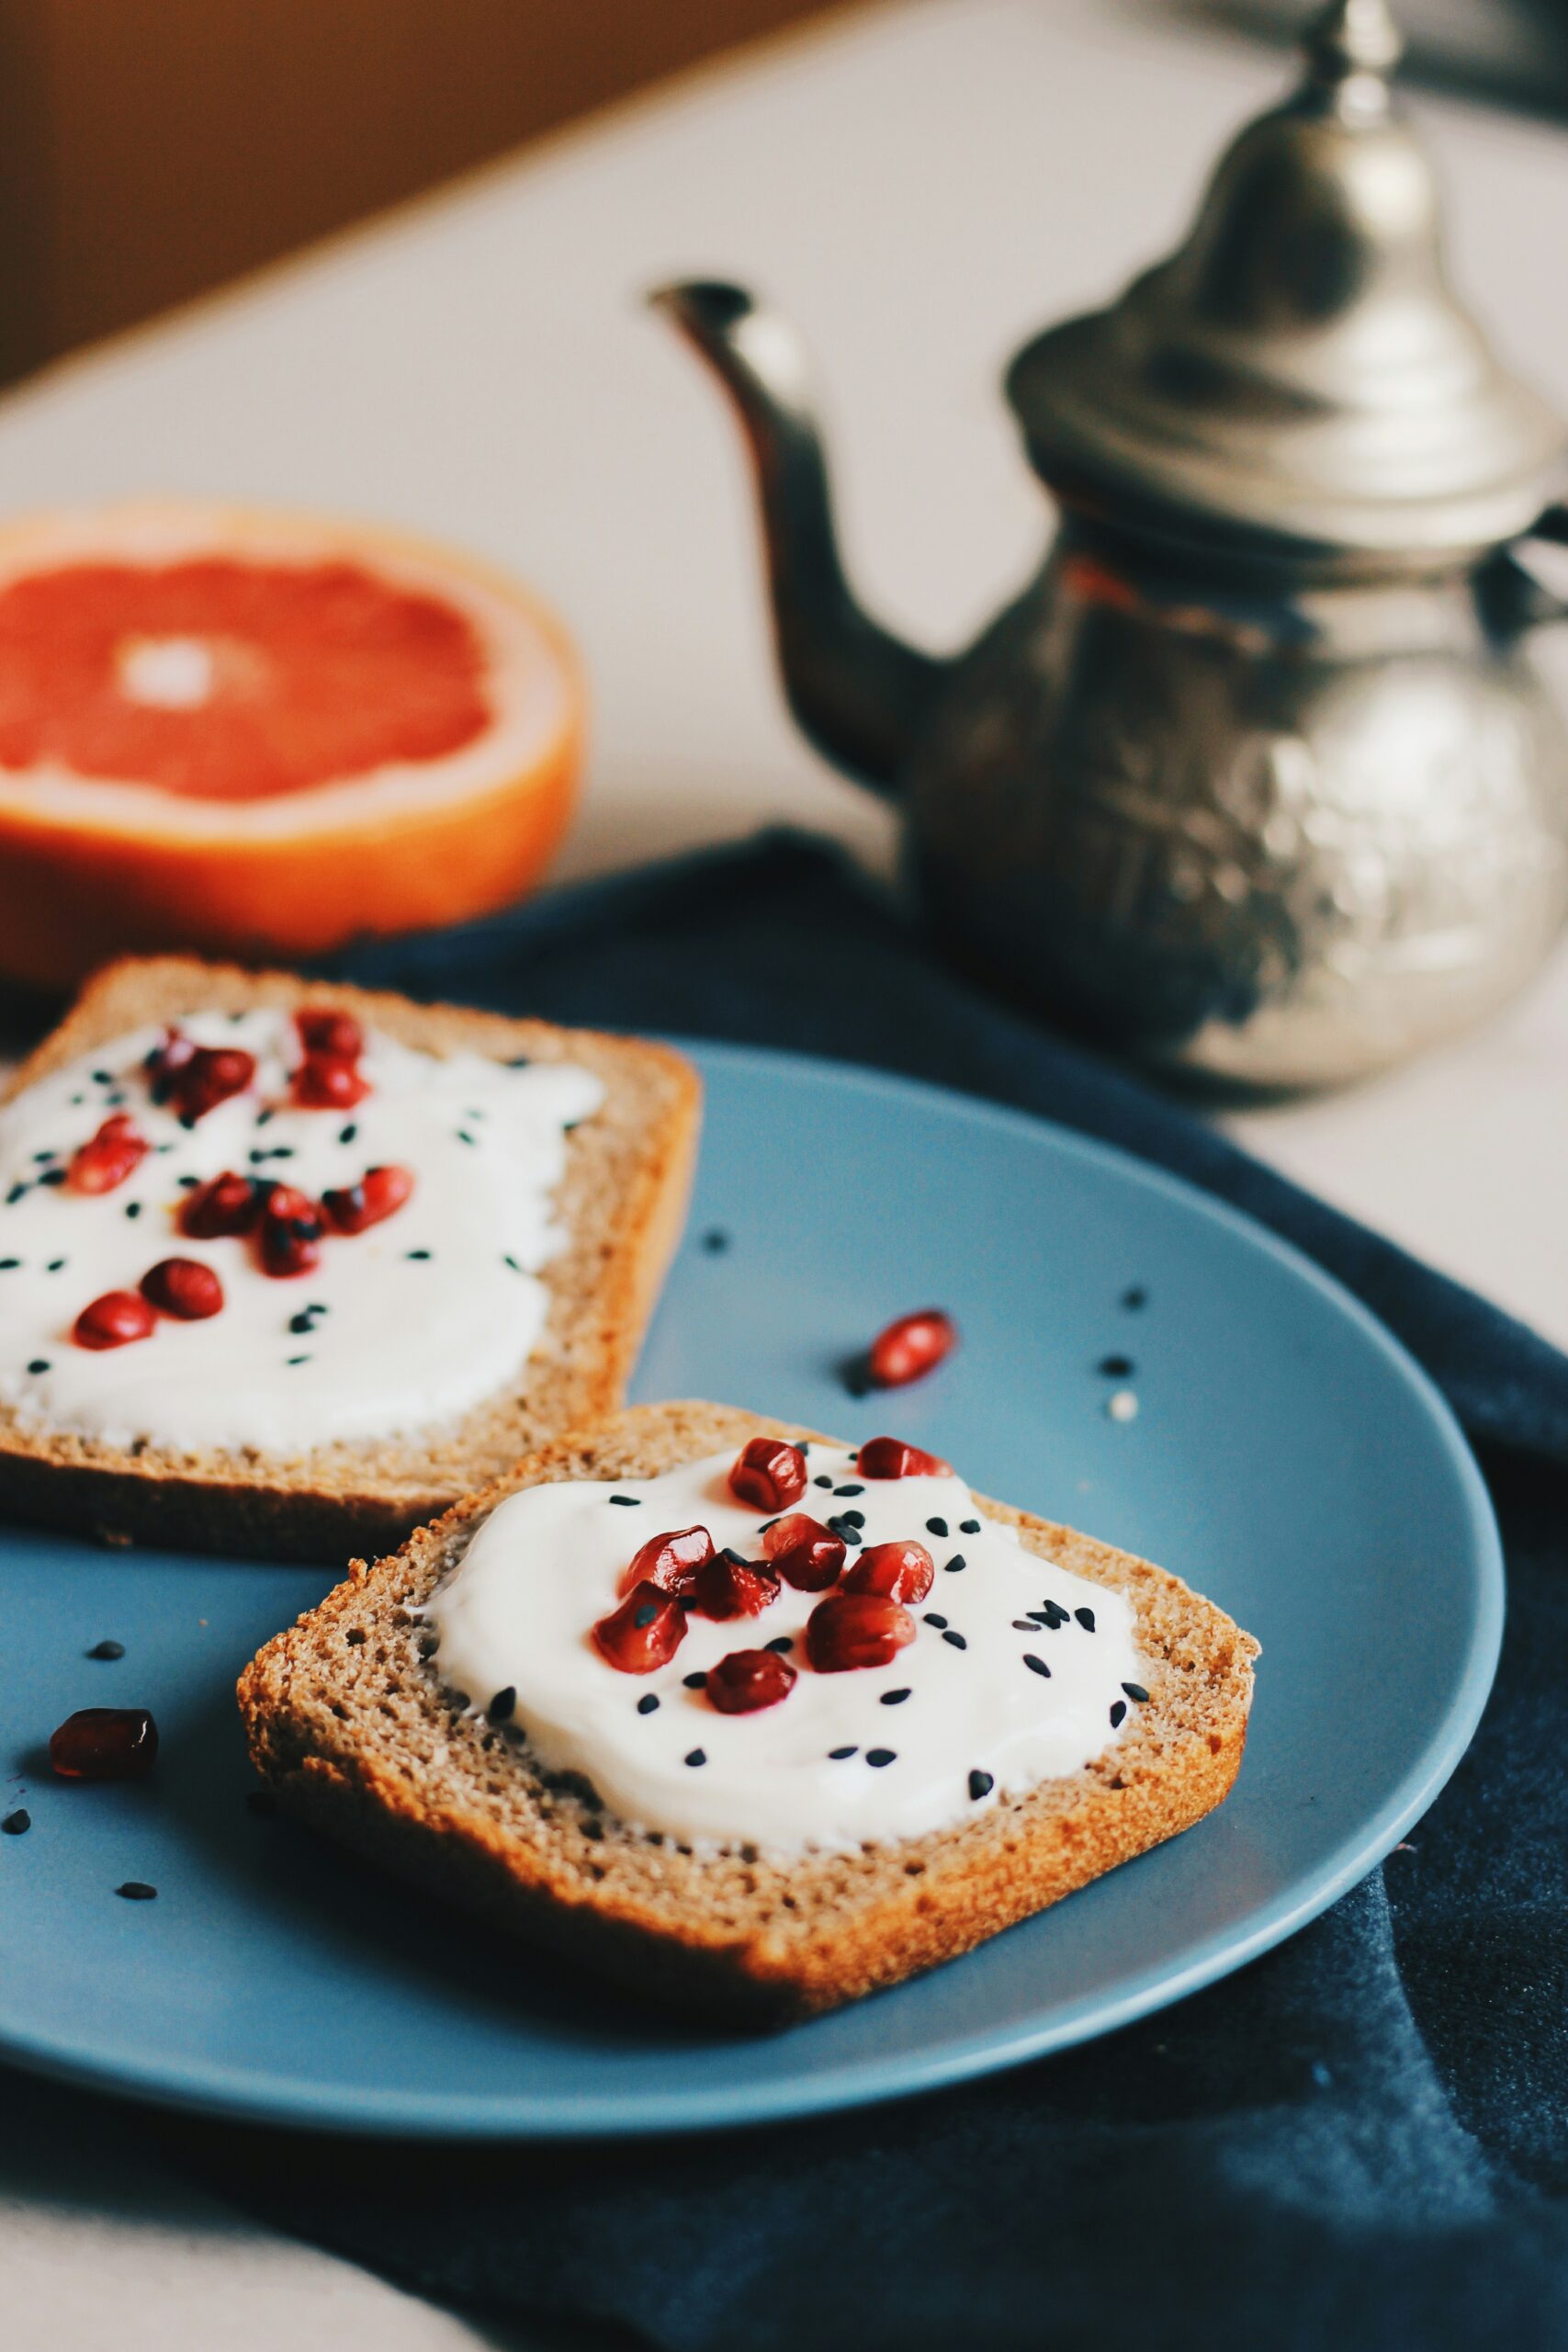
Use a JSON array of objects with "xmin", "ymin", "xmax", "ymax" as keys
[
  {"xmin": 68, "ymin": 1113, "xmax": 149, "ymax": 1194},
  {"xmin": 618, "ymin": 1524, "xmax": 716, "ymax": 1598},
  {"xmin": 728, "ymin": 1436, "xmax": 808, "ymax": 1512},
  {"xmin": 321, "ymin": 1163, "xmax": 414, "ymax": 1234},
  {"xmin": 856, "ymin": 1435, "xmax": 953, "ymax": 1479},
  {"xmin": 179, "ymin": 1170, "xmax": 261, "ymax": 1238},
  {"xmin": 706, "ymin": 1648, "xmax": 797, "ymax": 1714},
  {"xmin": 694, "ymin": 1551, "xmax": 781, "ymax": 1619},
  {"xmin": 844, "ymin": 1540, "xmax": 935, "ymax": 1605},
  {"xmin": 762, "ymin": 1512, "xmax": 847, "ymax": 1590},
  {"xmin": 170, "ymin": 1046, "xmax": 255, "ymax": 1124},
  {"xmin": 140, "ymin": 1257, "xmax": 224, "ymax": 1320},
  {"xmin": 868, "ymin": 1308, "xmax": 957, "ymax": 1388},
  {"xmin": 292, "ymin": 1055, "xmax": 370, "ymax": 1110},
  {"xmin": 806, "ymin": 1590, "xmax": 917, "ymax": 1672},
  {"xmin": 73, "ymin": 1289, "xmax": 156, "ymax": 1350},
  {"xmin": 145, "ymin": 1027, "xmax": 197, "ymax": 1099},
  {"xmin": 49, "ymin": 1706, "xmax": 159, "ymax": 1780},
  {"xmin": 296, "ymin": 1008, "xmax": 364, "ymax": 1061},
  {"xmin": 258, "ymin": 1182, "xmax": 323, "ymax": 1277},
  {"xmin": 592, "ymin": 1579, "xmax": 688, "ymax": 1673}
]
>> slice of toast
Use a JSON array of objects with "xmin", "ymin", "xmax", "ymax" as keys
[
  {"xmin": 239, "ymin": 1401, "xmax": 1258, "ymax": 2021},
  {"xmin": 0, "ymin": 958, "xmax": 698, "ymax": 1560}
]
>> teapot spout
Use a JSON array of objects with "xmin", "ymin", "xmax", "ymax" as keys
[{"xmin": 650, "ymin": 280, "xmax": 943, "ymax": 794}]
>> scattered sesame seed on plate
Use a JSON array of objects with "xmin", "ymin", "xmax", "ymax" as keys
[
  {"xmin": 684, "ymin": 1749, "xmax": 706, "ymax": 1768},
  {"xmin": 959, "ymin": 1519, "xmax": 980, "ymax": 1534},
  {"xmin": 967, "ymin": 1770, "xmax": 993, "ymax": 1801},
  {"xmin": 1110, "ymin": 1701, "xmax": 1127, "ymax": 1728},
  {"xmin": 926, "ymin": 1517, "xmax": 948, "ymax": 1537},
  {"xmin": 880, "ymin": 1688, "xmax": 911, "ymax": 1705},
  {"xmin": 2, "ymin": 1809, "xmax": 29, "ymax": 1836},
  {"xmin": 829, "ymin": 1745, "xmax": 858, "ymax": 1759},
  {"xmin": 637, "ymin": 1694, "xmax": 660, "ymax": 1715},
  {"xmin": 1022, "ymin": 1654, "xmax": 1052, "ymax": 1679},
  {"xmin": 866, "ymin": 1748, "xmax": 897, "ymax": 1768},
  {"xmin": 1122, "ymin": 1681, "xmax": 1150, "ymax": 1702},
  {"xmin": 86, "ymin": 1640, "xmax": 125, "ymax": 1660},
  {"xmin": 942, "ymin": 1629, "xmax": 968, "ymax": 1650},
  {"xmin": 115, "ymin": 1883, "xmax": 157, "ymax": 1900},
  {"xmin": 1075, "ymin": 1607, "xmax": 1097, "ymax": 1632}
]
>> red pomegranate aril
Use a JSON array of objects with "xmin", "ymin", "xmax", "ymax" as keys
[
  {"xmin": 592, "ymin": 1579, "xmax": 688, "ymax": 1673},
  {"xmin": 728, "ymin": 1436, "xmax": 808, "ymax": 1512},
  {"xmin": 179, "ymin": 1169, "xmax": 261, "ymax": 1239},
  {"xmin": 856, "ymin": 1435, "xmax": 953, "ymax": 1480},
  {"xmin": 140, "ymin": 1256, "xmax": 224, "ymax": 1320},
  {"xmin": 844, "ymin": 1540, "xmax": 935, "ymax": 1605},
  {"xmin": 171, "ymin": 1045, "xmax": 255, "ymax": 1124},
  {"xmin": 706, "ymin": 1648, "xmax": 797, "ymax": 1714},
  {"xmin": 807, "ymin": 1590, "xmax": 917, "ymax": 1672},
  {"xmin": 258, "ymin": 1183, "xmax": 323, "ymax": 1277},
  {"xmin": 293, "ymin": 1054, "xmax": 371, "ymax": 1111},
  {"xmin": 618, "ymin": 1524, "xmax": 716, "ymax": 1598},
  {"xmin": 145, "ymin": 1026, "xmax": 197, "ymax": 1099},
  {"xmin": 49, "ymin": 1706, "xmax": 159, "ymax": 1780},
  {"xmin": 295, "ymin": 1008, "xmax": 364, "ymax": 1062},
  {"xmin": 868, "ymin": 1308, "xmax": 958, "ymax": 1389},
  {"xmin": 68, "ymin": 1112, "xmax": 149, "ymax": 1194},
  {"xmin": 763, "ymin": 1512, "xmax": 847, "ymax": 1591},
  {"xmin": 694, "ymin": 1552, "xmax": 781, "ymax": 1620},
  {"xmin": 321, "ymin": 1163, "xmax": 414, "ymax": 1234},
  {"xmin": 73, "ymin": 1289, "xmax": 156, "ymax": 1350}
]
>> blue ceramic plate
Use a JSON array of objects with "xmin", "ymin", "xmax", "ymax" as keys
[{"xmin": 0, "ymin": 1044, "xmax": 1501, "ymax": 2138}]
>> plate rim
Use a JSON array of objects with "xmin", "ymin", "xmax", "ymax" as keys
[{"xmin": 0, "ymin": 1037, "xmax": 1505, "ymax": 2138}]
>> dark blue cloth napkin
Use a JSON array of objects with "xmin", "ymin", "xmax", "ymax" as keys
[{"xmin": 188, "ymin": 832, "xmax": 1568, "ymax": 2350}]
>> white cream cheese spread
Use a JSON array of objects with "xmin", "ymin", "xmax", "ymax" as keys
[
  {"xmin": 0, "ymin": 1012, "xmax": 603, "ymax": 1453},
  {"xmin": 426, "ymin": 1443, "xmax": 1147, "ymax": 1856}
]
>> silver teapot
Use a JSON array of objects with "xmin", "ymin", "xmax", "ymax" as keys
[{"xmin": 654, "ymin": 0, "xmax": 1568, "ymax": 1089}]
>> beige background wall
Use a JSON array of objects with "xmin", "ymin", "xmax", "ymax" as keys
[{"xmin": 0, "ymin": 0, "xmax": 842, "ymax": 386}]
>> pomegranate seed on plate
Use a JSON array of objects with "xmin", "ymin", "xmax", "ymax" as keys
[
  {"xmin": 706, "ymin": 1648, "xmax": 796, "ymax": 1713},
  {"xmin": 322, "ymin": 1163, "xmax": 414, "ymax": 1234},
  {"xmin": 67, "ymin": 1112, "xmax": 148, "ymax": 1194},
  {"xmin": 295, "ymin": 1008, "xmax": 364, "ymax": 1061},
  {"xmin": 694, "ymin": 1552, "xmax": 780, "ymax": 1619},
  {"xmin": 140, "ymin": 1257, "xmax": 224, "ymax": 1320},
  {"xmin": 618, "ymin": 1524, "xmax": 715, "ymax": 1597},
  {"xmin": 293, "ymin": 1055, "xmax": 371, "ymax": 1111},
  {"xmin": 73, "ymin": 1289, "xmax": 156, "ymax": 1350},
  {"xmin": 855, "ymin": 1435, "xmax": 953, "ymax": 1480},
  {"xmin": 806, "ymin": 1590, "xmax": 917, "ymax": 1672},
  {"xmin": 179, "ymin": 1170, "xmax": 261, "ymax": 1238},
  {"xmin": 49, "ymin": 1707, "xmax": 158, "ymax": 1780},
  {"xmin": 258, "ymin": 1182, "xmax": 323, "ymax": 1276},
  {"xmin": 868, "ymin": 1308, "xmax": 957, "ymax": 1388},
  {"xmin": 728, "ymin": 1436, "xmax": 807, "ymax": 1511},
  {"xmin": 762, "ymin": 1512, "xmax": 847, "ymax": 1591},
  {"xmin": 169, "ymin": 1045, "xmax": 255, "ymax": 1124},
  {"xmin": 592, "ymin": 1579, "xmax": 688, "ymax": 1673},
  {"xmin": 844, "ymin": 1540, "xmax": 935, "ymax": 1605}
]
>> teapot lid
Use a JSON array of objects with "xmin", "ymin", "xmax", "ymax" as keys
[{"xmin": 1006, "ymin": 0, "xmax": 1567, "ymax": 567}]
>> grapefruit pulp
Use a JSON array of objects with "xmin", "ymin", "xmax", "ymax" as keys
[{"xmin": 0, "ymin": 503, "xmax": 584, "ymax": 987}]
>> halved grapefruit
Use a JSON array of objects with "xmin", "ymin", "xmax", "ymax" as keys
[{"xmin": 0, "ymin": 502, "xmax": 584, "ymax": 988}]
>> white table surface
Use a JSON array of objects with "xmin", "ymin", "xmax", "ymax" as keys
[{"xmin": 5, "ymin": 2, "xmax": 1567, "ymax": 2342}]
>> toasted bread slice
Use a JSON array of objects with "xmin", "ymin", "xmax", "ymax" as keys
[
  {"xmin": 0, "ymin": 958, "xmax": 698, "ymax": 1560},
  {"xmin": 239, "ymin": 1401, "xmax": 1258, "ymax": 2021}
]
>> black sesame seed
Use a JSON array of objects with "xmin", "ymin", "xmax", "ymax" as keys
[
  {"xmin": 1026, "ymin": 1609, "xmax": 1060, "ymax": 1628},
  {"xmin": 39, "ymin": 1168, "xmax": 65, "ymax": 1187},
  {"xmin": 254, "ymin": 1108, "xmax": 275, "ymax": 1128},
  {"xmin": 456, "ymin": 1130, "xmax": 477, "ymax": 1146},
  {"xmin": 1075, "ymin": 1607, "xmax": 1097, "ymax": 1633},
  {"xmin": 28, "ymin": 1359, "xmax": 49, "ymax": 1374},
  {"xmin": 834, "ymin": 1483, "xmax": 864, "ymax": 1497},
  {"xmin": 70, "ymin": 1093, "xmax": 84, "ymax": 1105},
  {"xmin": 177, "ymin": 1173, "xmax": 200, "ymax": 1189},
  {"xmin": 1109, "ymin": 1700, "xmax": 1128, "ymax": 1729},
  {"xmin": 1098, "ymin": 1353, "xmax": 1134, "ymax": 1378},
  {"xmin": 880, "ymin": 1688, "xmax": 911, "ymax": 1705},
  {"xmin": 1012, "ymin": 1620, "xmax": 1037, "ymax": 1633},
  {"xmin": 943, "ymin": 1554, "xmax": 966, "ymax": 1574},
  {"xmin": 637, "ymin": 1693, "xmax": 660, "ymax": 1714},
  {"xmin": 840, "ymin": 1509, "xmax": 864, "ymax": 1528},
  {"xmin": 0, "ymin": 1258, "xmax": 17, "ymax": 1270},
  {"xmin": 1023, "ymin": 1654, "xmax": 1052, "ymax": 1679},
  {"xmin": 2, "ymin": 1808, "xmax": 29, "ymax": 1835},
  {"xmin": 841, "ymin": 1527, "xmax": 863, "ymax": 1548},
  {"xmin": 608, "ymin": 1495, "xmax": 640, "ymax": 1507},
  {"xmin": 286, "ymin": 1353, "xmax": 310, "ymax": 1366},
  {"xmin": 926, "ymin": 1516, "xmax": 948, "ymax": 1537},
  {"xmin": 123, "ymin": 1200, "xmax": 142, "ymax": 1218},
  {"xmin": 633, "ymin": 1604, "xmax": 657, "ymax": 1629},
  {"xmin": 721, "ymin": 1546, "xmax": 748, "ymax": 1566},
  {"xmin": 33, "ymin": 1148, "xmax": 56, "ymax": 1164},
  {"xmin": 406, "ymin": 1248, "xmax": 432, "ymax": 1261},
  {"xmin": 813, "ymin": 1474, "xmax": 833, "ymax": 1488},
  {"xmin": 1122, "ymin": 1285, "xmax": 1147, "ymax": 1310},
  {"xmin": 968, "ymin": 1770, "xmax": 994, "ymax": 1802},
  {"xmin": 684, "ymin": 1749, "xmax": 706, "ymax": 1768},
  {"xmin": 1122, "ymin": 1682, "xmax": 1150, "ymax": 1703},
  {"xmin": 502, "ymin": 1254, "xmax": 523, "ymax": 1272},
  {"xmin": 102, "ymin": 1092, "xmax": 127, "ymax": 1109},
  {"xmin": 866, "ymin": 1748, "xmax": 897, "ymax": 1768},
  {"xmin": 487, "ymin": 1686, "xmax": 516, "ymax": 1722},
  {"xmin": 92, "ymin": 1069, "xmax": 112, "ymax": 1085},
  {"xmin": 701, "ymin": 1227, "xmax": 729, "ymax": 1253},
  {"xmin": 338, "ymin": 1123, "xmax": 358, "ymax": 1146},
  {"xmin": 87, "ymin": 1639, "xmax": 125, "ymax": 1660},
  {"xmin": 116, "ymin": 1882, "xmax": 157, "ymax": 1900},
  {"xmin": 682, "ymin": 1671, "xmax": 707, "ymax": 1690},
  {"xmin": 959, "ymin": 1519, "xmax": 980, "ymax": 1535},
  {"xmin": 507, "ymin": 1054, "xmax": 531, "ymax": 1069},
  {"xmin": 288, "ymin": 1310, "xmax": 315, "ymax": 1334},
  {"xmin": 942, "ymin": 1629, "xmax": 968, "ymax": 1650},
  {"xmin": 924, "ymin": 1612, "xmax": 949, "ymax": 1629},
  {"xmin": 756, "ymin": 1517, "xmax": 780, "ymax": 1534},
  {"xmin": 829, "ymin": 1745, "xmax": 858, "ymax": 1759},
  {"xmin": 6, "ymin": 1184, "xmax": 27, "ymax": 1204},
  {"xmin": 46, "ymin": 1258, "xmax": 65, "ymax": 1272},
  {"xmin": 765, "ymin": 1635, "xmax": 794, "ymax": 1654}
]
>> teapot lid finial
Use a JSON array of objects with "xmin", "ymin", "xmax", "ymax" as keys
[{"xmin": 1004, "ymin": 1, "xmax": 1565, "ymax": 569}]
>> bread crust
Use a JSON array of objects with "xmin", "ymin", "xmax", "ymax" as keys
[
  {"xmin": 239, "ymin": 1402, "xmax": 1259, "ymax": 2022},
  {"xmin": 0, "ymin": 956, "xmax": 699, "ymax": 1560}
]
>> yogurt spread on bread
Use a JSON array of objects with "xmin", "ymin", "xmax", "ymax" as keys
[
  {"xmin": 0, "ymin": 1010, "xmax": 602, "ymax": 1453},
  {"xmin": 426, "ymin": 1442, "xmax": 1147, "ymax": 1855}
]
